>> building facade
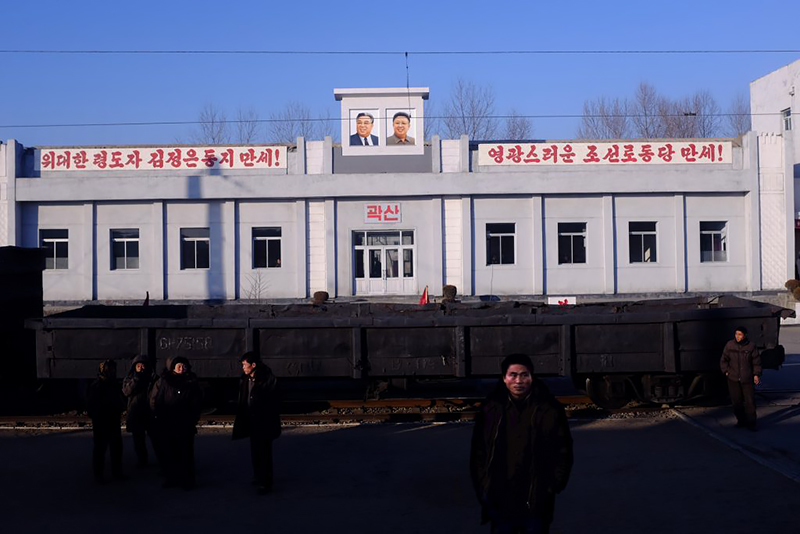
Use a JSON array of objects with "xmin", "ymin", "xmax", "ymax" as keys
[{"xmin": 0, "ymin": 88, "xmax": 796, "ymax": 303}]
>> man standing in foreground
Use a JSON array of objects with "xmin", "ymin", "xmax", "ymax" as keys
[
  {"xmin": 470, "ymin": 354, "xmax": 573, "ymax": 534},
  {"xmin": 233, "ymin": 351, "xmax": 281, "ymax": 495},
  {"xmin": 720, "ymin": 326, "xmax": 761, "ymax": 431}
]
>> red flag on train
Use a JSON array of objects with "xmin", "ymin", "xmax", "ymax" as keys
[{"xmin": 419, "ymin": 286, "xmax": 429, "ymax": 305}]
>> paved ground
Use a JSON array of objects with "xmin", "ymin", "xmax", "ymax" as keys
[{"xmin": 2, "ymin": 327, "xmax": 798, "ymax": 533}]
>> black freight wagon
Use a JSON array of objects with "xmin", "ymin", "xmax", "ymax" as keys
[{"xmin": 26, "ymin": 296, "xmax": 791, "ymax": 407}]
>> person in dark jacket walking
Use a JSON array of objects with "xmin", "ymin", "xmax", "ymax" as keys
[
  {"xmin": 470, "ymin": 354, "xmax": 573, "ymax": 534},
  {"xmin": 122, "ymin": 355, "xmax": 156, "ymax": 467},
  {"xmin": 87, "ymin": 359, "xmax": 126, "ymax": 483},
  {"xmin": 720, "ymin": 326, "xmax": 762, "ymax": 431},
  {"xmin": 149, "ymin": 356, "xmax": 202, "ymax": 489},
  {"xmin": 232, "ymin": 351, "xmax": 281, "ymax": 495}
]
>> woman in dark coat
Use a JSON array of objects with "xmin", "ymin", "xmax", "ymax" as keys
[
  {"xmin": 232, "ymin": 351, "xmax": 281, "ymax": 495},
  {"xmin": 122, "ymin": 355, "xmax": 156, "ymax": 466},
  {"xmin": 87, "ymin": 359, "xmax": 126, "ymax": 483},
  {"xmin": 149, "ymin": 356, "xmax": 202, "ymax": 489}
]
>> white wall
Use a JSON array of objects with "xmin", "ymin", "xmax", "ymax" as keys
[
  {"xmin": 473, "ymin": 197, "xmax": 534, "ymax": 295},
  {"xmin": 165, "ymin": 202, "xmax": 234, "ymax": 300},
  {"xmin": 237, "ymin": 201, "xmax": 300, "ymax": 299},
  {"xmin": 751, "ymin": 59, "xmax": 800, "ymax": 159},
  {"xmin": 614, "ymin": 195, "xmax": 678, "ymax": 294},
  {"xmin": 685, "ymin": 194, "xmax": 747, "ymax": 292},
  {"xmin": 21, "ymin": 203, "xmax": 92, "ymax": 301},
  {"xmin": 543, "ymin": 196, "xmax": 606, "ymax": 295},
  {"xmin": 95, "ymin": 203, "xmax": 157, "ymax": 300}
]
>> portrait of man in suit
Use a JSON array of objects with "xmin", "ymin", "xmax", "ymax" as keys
[
  {"xmin": 386, "ymin": 111, "xmax": 415, "ymax": 145},
  {"xmin": 349, "ymin": 112, "xmax": 379, "ymax": 146}
]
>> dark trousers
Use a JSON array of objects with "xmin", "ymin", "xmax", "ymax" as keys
[
  {"xmin": 92, "ymin": 422, "xmax": 122, "ymax": 480},
  {"xmin": 132, "ymin": 430, "xmax": 154, "ymax": 465},
  {"xmin": 490, "ymin": 517, "xmax": 548, "ymax": 534},
  {"xmin": 162, "ymin": 430, "xmax": 195, "ymax": 487},
  {"xmin": 728, "ymin": 379, "xmax": 757, "ymax": 427},
  {"xmin": 250, "ymin": 435, "xmax": 274, "ymax": 488}
]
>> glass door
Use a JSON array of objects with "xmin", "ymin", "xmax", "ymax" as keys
[{"xmin": 353, "ymin": 230, "xmax": 416, "ymax": 295}]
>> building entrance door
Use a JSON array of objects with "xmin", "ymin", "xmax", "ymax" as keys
[{"xmin": 354, "ymin": 230, "xmax": 416, "ymax": 295}]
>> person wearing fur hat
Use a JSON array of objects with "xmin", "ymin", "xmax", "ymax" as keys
[
  {"xmin": 86, "ymin": 359, "xmax": 126, "ymax": 483},
  {"xmin": 149, "ymin": 356, "xmax": 202, "ymax": 489},
  {"xmin": 232, "ymin": 351, "xmax": 281, "ymax": 495},
  {"xmin": 720, "ymin": 326, "xmax": 762, "ymax": 431},
  {"xmin": 122, "ymin": 355, "xmax": 157, "ymax": 467}
]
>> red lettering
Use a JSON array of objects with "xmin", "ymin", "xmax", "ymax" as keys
[
  {"xmin": 523, "ymin": 145, "xmax": 540, "ymax": 163},
  {"xmin": 72, "ymin": 151, "xmax": 89, "ymax": 169},
  {"xmin": 183, "ymin": 149, "xmax": 199, "ymax": 168},
  {"xmin": 658, "ymin": 143, "xmax": 675, "ymax": 162},
  {"xmin": 41, "ymin": 151, "xmax": 56, "ymax": 170},
  {"xmin": 602, "ymin": 144, "xmax": 620, "ymax": 163},
  {"xmin": 125, "ymin": 150, "xmax": 142, "ymax": 169},
  {"xmin": 561, "ymin": 145, "xmax": 576, "ymax": 163},
  {"xmin": 583, "ymin": 145, "xmax": 600, "ymax": 163},
  {"xmin": 621, "ymin": 144, "xmax": 637, "ymax": 163},
  {"xmin": 699, "ymin": 144, "xmax": 716, "ymax": 161},
  {"xmin": 166, "ymin": 149, "xmax": 182, "ymax": 168},
  {"xmin": 55, "ymin": 151, "xmax": 71, "ymax": 169},
  {"xmin": 202, "ymin": 149, "xmax": 218, "ymax": 168},
  {"xmin": 638, "ymin": 144, "xmax": 654, "ymax": 162},
  {"xmin": 219, "ymin": 149, "xmax": 235, "ymax": 167},
  {"xmin": 542, "ymin": 145, "xmax": 559, "ymax": 163},
  {"xmin": 506, "ymin": 145, "xmax": 523, "ymax": 163},
  {"xmin": 256, "ymin": 148, "xmax": 273, "ymax": 166},
  {"xmin": 93, "ymin": 150, "xmax": 109, "ymax": 169},
  {"xmin": 680, "ymin": 143, "xmax": 698, "ymax": 162},
  {"xmin": 366, "ymin": 205, "xmax": 382, "ymax": 221},
  {"xmin": 148, "ymin": 149, "xmax": 165, "ymax": 169},
  {"xmin": 109, "ymin": 151, "xmax": 125, "ymax": 169},
  {"xmin": 488, "ymin": 146, "xmax": 504, "ymax": 164},
  {"xmin": 383, "ymin": 204, "xmax": 399, "ymax": 222},
  {"xmin": 239, "ymin": 148, "xmax": 257, "ymax": 168}
]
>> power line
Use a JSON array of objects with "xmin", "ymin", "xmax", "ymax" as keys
[
  {"xmin": 0, "ymin": 112, "xmax": 779, "ymax": 130},
  {"xmin": 0, "ymin": 49, "xmax": 799, "ymax": 56}
]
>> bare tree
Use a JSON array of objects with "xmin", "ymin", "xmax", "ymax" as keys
[
  {"xmin": 235, "ymin": 107, "xmax": 261, "ymax": 144},
  {"xmin": 424, "ymin": 100, "xmax": 440, "ymax": 140},
  {"xmin": 315, "ymin": 107, "xmax": 337, "ymax": 141},
  {"xmin": 689, "ymin": 90, "xmax": 722, "ymax": 137},
  {"xmin": 630, "ymin": 82, "xmax": 664, "ymax": 138},
  {"xmin": 577, "ymin": 97, "xmax": 630, "ymax": 139},
  {"xmin": 442, "ymin": 79, "xmax": 498, "ymax": 140},
  {"xmin": 726, "ymin": 92, "xmax": 751, "ymax": 137},
  {"xmin": 504, "ymin": 109, "xmax": 534, "ymax": 140},
  {"xmin": 268, "ymin": 101, "xmax": 316, "ymax": 143},
  {"xmin": 188, "ymin": 103, "xmax": 230, "ymax": 144}
]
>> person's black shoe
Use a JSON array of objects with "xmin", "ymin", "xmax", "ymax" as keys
[{"xmin": 256, "ymin": 485, "xmax": 272, "ymax": 495}]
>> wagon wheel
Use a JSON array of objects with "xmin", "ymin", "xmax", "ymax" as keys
[{"xmin": 585, "ymin": 376, "xmax": 631, "ymax": 410}]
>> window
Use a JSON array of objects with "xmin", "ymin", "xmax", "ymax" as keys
[
  {"xmin": 700, "ymin": 221, "xmax": 727, "ymax": 262},
  {"xmin": 40, "ymin": 229, "xmax": 68, "ymax": 270},
  {"xmin": 486, "ymin": 223, "xmax": 515, "ymax": 265},
  {"xmin": 111, "ymin": 229, "xmax": 139, "ymax": 270},
  {"xmin": 558, "ymin": 223, "xmax": 586, "ymax": 264},
  {"xmin": 252, "ymin": 227, "xmax": 282, "ymax": 268},
  {"xmin": 629, "ymin": 222, "xmax": 657, "ymax": 263},
  {"xmin": 783, "ymin": 108, "xmax": 792, "ymax": 131},
  {"xmin": 180, "ymin": 228, "xmax": 210, "ymax": 269}
]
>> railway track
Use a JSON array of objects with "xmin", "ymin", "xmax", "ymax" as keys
[{"xmin": 0, "ymin": 395, "xmax": 680, "ymax": 428}]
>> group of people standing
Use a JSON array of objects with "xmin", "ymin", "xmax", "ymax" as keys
[{"xmin": 86, "ymin": 351, "xmax": 280, "ymax": 494}]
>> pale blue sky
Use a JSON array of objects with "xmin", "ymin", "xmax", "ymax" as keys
[{"xmin": 1, "ymin": 0, "xmax": 797, "ymax": 145}]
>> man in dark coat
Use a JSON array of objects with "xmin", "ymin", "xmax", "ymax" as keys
[
  {"xmin": 149, "ymin": 356, "xmax": 202, "ymax": 489},
  {"xmin": 122, "ymin": 355, "xmax": 156, "ymax": 466},
  {"xmin": 470, "ymin": 354, "xmax": 573, "ymax": 534},
  {"xmin": 720, "ymin": 326, "xmax": 762, "ymax": 431},
  {"xmin": 233, "ymin": 351, "xmax": 281, "ymax": 495},
  {"xmin": 86, "ymin": 359, "xmax": 126, "ymax": 483}
]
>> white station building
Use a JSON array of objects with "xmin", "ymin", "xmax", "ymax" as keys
[{"xmin": 0, "ymin": 68, "xmax": 798, "ymax": 303}]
